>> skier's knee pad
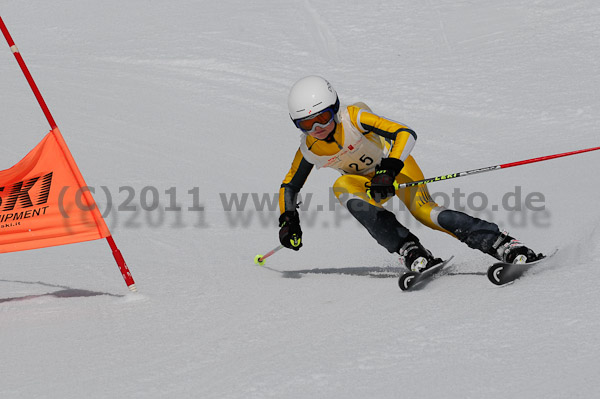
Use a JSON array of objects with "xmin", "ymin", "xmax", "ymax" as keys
[
  {"xmin": 437, "ymin": 209, "xmax": 500, "ymax": 253},
  {"xmin": 347, "ymin": 198, "xmax": 411, "ymax": 253}
]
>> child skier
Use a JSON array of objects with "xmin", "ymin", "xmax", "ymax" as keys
[{"xmin": 278, "ymin": 75, "xmax": 541, "ymax": 272}]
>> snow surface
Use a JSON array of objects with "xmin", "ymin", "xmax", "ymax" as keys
[{"xmin": 1, "ymin": 1, "xmax": 600, "ymax": 398}]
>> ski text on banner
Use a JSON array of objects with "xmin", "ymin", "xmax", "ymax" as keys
[{"xmin": 0, "ymin": 127, "xmax": 110, "ymax": 253}]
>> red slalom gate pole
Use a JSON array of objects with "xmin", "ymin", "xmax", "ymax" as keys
[
  {"xmin": 106, "ymin": 236, "xmax": 136, "ymax": 291},
  {"xmin": 0, "ymin": 17, "xmax": 57, "ymax": 129},
  {"xmin": 398, "ymin": 146, "xmax": 600, "ymax": 189},
  {"xmin": 1, "ymin": 17, "xmax": 137, "ymax": 292}
]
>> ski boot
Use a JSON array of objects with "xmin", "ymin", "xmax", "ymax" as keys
[
  {"xmin": 492, "ymin": 231, "xmax": 542, "ymax": 264},
  {"xmin": 399, "ymin": 241, "xmax": 442, "ymax": 272}
]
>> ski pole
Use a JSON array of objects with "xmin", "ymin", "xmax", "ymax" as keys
[
  {"xmin": 397, "ymin": 146, "xmax": 600, "ymax": 189},
  {"xmin": 254, "ymin": 244, "xmax": 284, "ymax": 266}
]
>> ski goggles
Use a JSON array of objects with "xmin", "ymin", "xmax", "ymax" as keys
[{"xmin": 293, "ymin": 108, "xmax": 335, "ymax": 133}]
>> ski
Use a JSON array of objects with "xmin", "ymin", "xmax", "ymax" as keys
[
  {"xmin": 487, "ymin": 249, "xmax": 558, "ymax": 286},
  {"xmin": 398, "ymin": 256, "xmax": 455, "ymax": 291}
]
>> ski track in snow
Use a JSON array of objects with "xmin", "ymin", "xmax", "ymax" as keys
[{"xmin": 1, "ymin": 1, "xmax": 600, "ymax": 398}]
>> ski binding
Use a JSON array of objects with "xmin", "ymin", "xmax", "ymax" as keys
[
  {"xmin": 487, "ymin": 249, "xmax": 558, "ymax": 286},
  {"xmin": 398, "ymin": 256, "xmax": 454, "ymax": 291}
]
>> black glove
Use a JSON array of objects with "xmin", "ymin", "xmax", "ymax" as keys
[
  {"xmin": 279, "ymin": 210, "xmax": 303, "ymax": 250},
  {"xmin": 368, "ymin": 157, "xmax": 404, "ymax": 203}
]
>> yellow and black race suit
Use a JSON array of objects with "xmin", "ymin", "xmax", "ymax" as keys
[{"xmin": 279, "ymin": 103, "xmax": 502, "ymax": 255}]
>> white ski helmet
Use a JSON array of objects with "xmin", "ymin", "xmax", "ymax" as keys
[{"xmin": 288, "ymin": 75, "xmax": 340, "ymax": 124}]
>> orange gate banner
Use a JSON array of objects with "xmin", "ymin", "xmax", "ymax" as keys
[{"xmin": 0, "ymin": 127, "xmax": 110, "ymax": 253}]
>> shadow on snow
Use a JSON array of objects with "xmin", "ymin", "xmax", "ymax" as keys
[
  {"xmin": 261, "ymin": 265, "xmax": 486, "ymax": 279},
  {"xmin": 0, "ymin": 279, "xmax": 124, "ymax": 303}
]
